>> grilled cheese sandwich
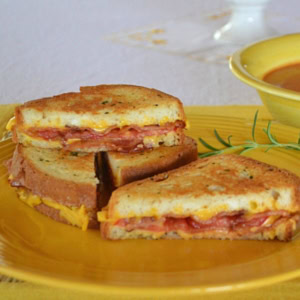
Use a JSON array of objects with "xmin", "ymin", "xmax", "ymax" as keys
[
  {"xmin": 6, "ymin": 144, "xmax": 104, "ymax": 229},
  {"xmin": 99, "ymin": 154, "xmax": 300, "ymax": 241},
  {"xmin": 11, "ymin": 85, "xmax": 186, "ymax": 152}
]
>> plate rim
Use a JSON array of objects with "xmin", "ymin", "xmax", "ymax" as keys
[{"xmin": 0, "ymin": 263, "xmax": 300, "ymax": 296}]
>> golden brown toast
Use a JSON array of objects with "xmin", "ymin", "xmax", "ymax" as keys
[
  {"xmin": 104, "ymin": 136, "xmax": 198, "ymax": 188},
  {"xmin": 6, "ymin": 145, "xmax": 102, "ymax": 230},
  {"xmin": 99, "ymin": 154, "xmax": 300, "ymax": 241},
  {"xmin": 12, "ymin": 84, "xmax": 186, "ymax": 152}
]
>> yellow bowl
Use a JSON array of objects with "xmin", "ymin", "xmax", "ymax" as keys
[{"xmin": 229, "ymin": 33, "xmax": 300, "ymax": 128}]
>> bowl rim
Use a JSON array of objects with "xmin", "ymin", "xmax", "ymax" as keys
[{"xmin": 229, "ymin": 33, "xmax": 300, "ymax": 102}]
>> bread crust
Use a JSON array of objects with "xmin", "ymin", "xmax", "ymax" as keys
[
  {"xmin": 105, "ymin": 136, "xmax": 198, "ymax": 187},
  {"xmin": 16, "ymin": 84, "xmax": 184, "ymax": 115},
  {"xmin": 14, "ymin": 84, "xmax": 186, "ymax": 129},
  {"xmin": 8, "ymin": 145, "xmax": 98, "ymax": 209}
]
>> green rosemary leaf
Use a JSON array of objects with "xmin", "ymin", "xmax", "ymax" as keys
[
  {"xmin": 239, "ymin": 148, "xmax": 253, "ymax": 155},
  {"xmin": 285, "ymin": 145, "xmax": 300, "ymax": 151},
  {"xmin": 266, "ymin": 121, "xmax": 278, "ymax": 144},
  {"xmin": 270, "ymin": 132, "xmax": 278, "ymax": 143},
  {"xmin": 198, "ymin": 138, "xmax": 219, "ymax": 151},
  {"xmin": 263, "ymin": 127, "xmax": 278, "ymax": 142},
  {"xmin": 198, "ymin": 151, "xmax": 220, "ymax": 158},
  {"xmin": 214, "ymin": 129, "xmax": 231, "ymax": 147},
  {"xmin": 243, "ymin": 145, "xmax": 255, "ymax": 149},
  {"xmin": 197, "ymin": 111, "xmax": 300, "ymax": 158},
  {"xmin": 252, "ymin": 110, "xmax": 259, "ymax": 142},
  {"xmin": 227, "ymin": 135, "xmax": 233, "ymax": 146}
]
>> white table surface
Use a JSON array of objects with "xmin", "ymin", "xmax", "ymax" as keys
[{"xmin": 0, "ymin": 0, "xmax": 299, "ymax": 106}]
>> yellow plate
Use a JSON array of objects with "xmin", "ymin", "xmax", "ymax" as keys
[{"xmin": 0, "ymin": 105, "xmax": 300, "ymax": 299}]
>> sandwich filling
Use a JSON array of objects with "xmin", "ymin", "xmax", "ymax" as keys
[
  {"xmin": 14, "ymin": 120, "xmax": 185, "ymax": 152},
  {"xmin": 99, "ymin": 210, "xmax": 300, "ymax": 237},
  {"xmin": 17, "ymin": 187, "xmax": 90, "ymax": 230},
  {"xmin": 5, "ymin": 144, "xmax": 99, "ymax": 230}
]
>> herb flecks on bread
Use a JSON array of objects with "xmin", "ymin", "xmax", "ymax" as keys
[
  {"xmin": 11, "ymin": 84, "xmax": 186, "ymax": 152},
  {"xmin": 6, "ymin": 145, "xmax": 100, "ymax": 229},
  {"xmin": 99, "ymin": 154, "xmax": 300, "ymax": 241}
]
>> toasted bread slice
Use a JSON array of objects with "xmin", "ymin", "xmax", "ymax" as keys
[
  {"xmin": 104, "ymin": 136, "xmax": 198, "ymax": 188},
  {"xmin": 6, "ymin": 145, "xmax": 102, "ymax": 230},
  {"xmin": 99, "ymin": 154, "xmax": 300, "ymax": 241},
  {"xmin": 12, "ymin": 84, "xmax": 186, "ymax": 152}
]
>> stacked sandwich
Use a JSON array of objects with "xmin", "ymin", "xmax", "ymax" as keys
[
  {"xmin": 5, "ymin": 84, "xmax": 300, "ymax": 241},
  {"xmin": 5, "ymin": 84, "xmax": 198, "ymax": 230}
]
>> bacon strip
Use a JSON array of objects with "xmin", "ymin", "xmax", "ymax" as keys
[
  {"xmin": 115, "ymin": 210, "xmax": 292, "ymax": 234},
  {"xmin": 23, "ymin": 121, "xmax": 185, "ymax": 152},
  {"xmin": 26, "ymin": 121, "xmax": 185, "ymax": 141}
]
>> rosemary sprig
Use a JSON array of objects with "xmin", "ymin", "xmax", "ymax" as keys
[{"xmin": 198, "ymin": 111, "xmax": 300, "ymax": 158}]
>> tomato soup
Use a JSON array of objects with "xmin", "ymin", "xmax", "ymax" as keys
[{"xmin": 263, "ymin": 63, "xmax": 300, "ymax": 92}]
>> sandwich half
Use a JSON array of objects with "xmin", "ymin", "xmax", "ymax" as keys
[
  {"xmin": 104, "ymin": 136, "xmax": 198, "ymax": 188},
  {"xmin": 99, "ymin": 154, "xmax": 300, "ymax": 241},
  {"xmin": 6, "ymin": 145, "xmax": 103, "ymax": 230},
  {"xmin": 9, "ymin": 84, "xmax": 186, "ymax": 152}
]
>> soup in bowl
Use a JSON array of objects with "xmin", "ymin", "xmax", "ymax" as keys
[
  {"xmin": 263, "ymin": 63, "xmax": 300, "ymax": 93},
  {"xmin": 229, "ymin": 34, "xmax": 300, "ymax": 128}
]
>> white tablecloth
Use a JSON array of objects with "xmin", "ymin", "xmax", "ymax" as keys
[
  {"xmin": 1, "ymin": 2, "xmax": 300, "ymax": 298},
  {"xmin": 1, "ymin": 0, "xmax": 299, "ymax": 107}
]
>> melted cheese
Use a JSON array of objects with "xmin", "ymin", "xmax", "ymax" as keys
[
  {"xmin": 97, "ymin": 210, "xmax": 109, "ymax": 222},
  {"xmin": 80, "ymin": 117, "xmax": 173, "ymax": 129},
  {"xmin": 22, "ymin": 134, "xmax": 37, "ymax": 144},
  {"xmin": 160, "ymin": 116, "xmax": 170, "ymax": 124},
  {"xmin": 185, "ymin": 120, "xmax": 190, "ymax": 130},
  {"xmin": 19, "ymin": 133, "xmax": 61, "ymax": 147},
  {"xmin": 6, "ymin": 117, "xmax": 16, "ymax": 131},
  {"xmin": 98, "ymin": 205, "xmax": 229, "ymax": 223},
  {"xmin": 16, "ymin": 131, "xmax": 38, "ymax": 143},
  {"xmin": 81, "ymin": 120, "xmax": 108, "ymax": 129},
  {"xmin": 18, "ymin": 189, "xmax": 41, "ymax": 207},
  {"xmin": 66, "ymin": 138, "xmax": 81, "ymax": 144},
  {"xmin": 143, "ymin": 135, "xmax": 164, "ymax": 147},
  {"xmin": 17, "ymin": 188, "xmax": 89, "ymax": 230},
  {"xmin": 194, "ymin": 205, "xmax": 229, "ymax": 220}
]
